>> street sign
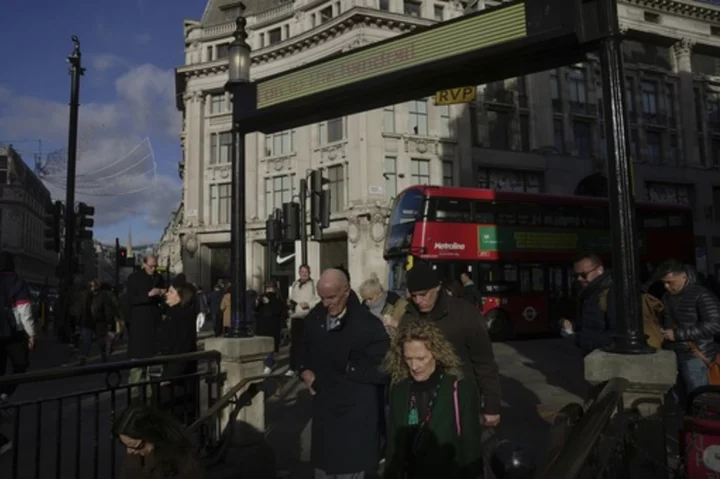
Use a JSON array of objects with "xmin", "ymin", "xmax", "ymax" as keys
[
  {"xmin": 522, "ymin": 306, "xmax": 537, "ymax": 322},
  {"xmin": 435, "ymin": 87, "xmax": 477, "ymax": 105}
]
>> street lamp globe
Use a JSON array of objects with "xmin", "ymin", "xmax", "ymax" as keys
[{"xmin": 228, "ymin": 15, "xmax": 251, "ymax": 84}]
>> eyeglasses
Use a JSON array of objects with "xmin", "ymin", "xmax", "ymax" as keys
[
  {"xmin": 573, "ymin": 266, "xmax": 599, "ymax": 280},
  {"xmin": 145, "ymin": 264, "xmax": 157, "ymax": 269}
]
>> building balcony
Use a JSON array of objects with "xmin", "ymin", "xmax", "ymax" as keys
[
  {"xmin": 482, "ymin": 89, "xmax": 515, "ymax": 106},
  {"xmin": 569, "ymin": 101, "xmax": 597, "ymax": 117},
  {"xmin": 643, "ymin": 112, "xmax": 667, "ymax": 128}
]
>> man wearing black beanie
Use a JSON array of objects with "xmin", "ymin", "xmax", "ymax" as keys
[{"xmin": 402, "ymin": 261, "xmax": 502, "ymax": 427}]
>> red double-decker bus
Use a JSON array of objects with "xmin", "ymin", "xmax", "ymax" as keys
[{"xmin": 384, "ymin": 185, "xmax": 694, "ymax": 340}]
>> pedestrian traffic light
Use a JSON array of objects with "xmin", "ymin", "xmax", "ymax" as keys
[
  {"xmin": 117, "ymin": 247, "xmax": 128, "ymax": 269},
  {"xmin": 43, "ymin": 201, "xmax": 63, "ymax": 252},
  {"xmin": 76, "ymin": 202, "xmax": 94, "ymax": 240},
  {"xmin": 310, "ymin": 169, "xmax": 331, "ymax": 239},
  {"xmin": 265, "ymin": 210, "xmax": 282, "ymax": 244},
  {"xmin": 282, "ymin": 202, "xmax": 300, "ymax": 241}
]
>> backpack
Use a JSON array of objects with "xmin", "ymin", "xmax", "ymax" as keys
[{"xmin": 599, "ymin": 289, "xmax": 664, "ymax": 349}]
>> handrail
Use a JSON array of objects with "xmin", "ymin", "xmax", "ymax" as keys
[
  {"xmin": 0, "ymin": 350, "xmax": 222, "ymax": 388},
  {"xmin": 186, "ymin": 371, "xmax": 290, "ymax": 435},
  {"xmin": 540, "ymin": 377, "xmax": 629, "ymax": 479}
]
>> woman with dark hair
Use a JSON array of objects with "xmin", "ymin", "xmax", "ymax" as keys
[
  {"xmin": 157, "ymin": 278, "xmax": 198, "ymax": 423},
  {"xmin": 113, "ymin": 404, "xmax": 204, "ymax": 478},
  {"xmin": 255, "ymin": 279, "xmax": 287, "ymax": 374}
]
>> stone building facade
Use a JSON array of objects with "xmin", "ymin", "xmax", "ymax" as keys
[
  {"xmin": 175, "ymin": 0, "xmax": 720, "ymax": 294},
  {"xmin": 0, "ymin": 145, "xmax": 58, "ymax": 287}
]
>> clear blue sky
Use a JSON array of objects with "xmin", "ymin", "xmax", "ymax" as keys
[{"xmin": 0, "ymin": 0, "xmax": 205, "ymax": 245}]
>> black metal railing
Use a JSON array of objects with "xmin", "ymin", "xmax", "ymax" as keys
[
  {"xmin": 541, "ymin": 378, "xmax": 639, "ymax": 478},
  {"xmin": 0, "ymin": 351, "xmax": 223, "ymax": 479},
  {"xmin": 186, "ymin": 371, "xmax": 291, "ymax": 469}
]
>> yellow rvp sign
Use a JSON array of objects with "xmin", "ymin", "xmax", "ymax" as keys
[{"xmin": 434, "ymin": 87, "xmax": 477, "ymax": 105}]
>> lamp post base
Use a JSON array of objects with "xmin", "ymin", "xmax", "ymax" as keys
[
  {"xmin": 603, "ymin": 333, "xmax": 656, "ymax": 355},
  {"xmin": 229, "ymin": 324, "xmax": 254, "ymax": 338}
]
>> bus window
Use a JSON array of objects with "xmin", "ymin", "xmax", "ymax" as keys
[
  {"xmin": 668, "ymin": 214, "xmax": 690, "ymax": 227},
  {"xmin": 474, "ymin": 201, "xmax": 495, "ymax": 224},
  {"xmin": 428, "ymin": 197, "xmax": 472, "ymax": 222},
  {"xmin": 582, "ymin": 207, "xmax": 607, "ymax": 228},
  {"xmin": 516, "ymin": 203, "xmax": 543, "ymax": 225},
  {"xmin": 503, "ymin": 264, "xmax": 518, "ymax": 282},
  {"xmin": 543, "ymin": 206, "xmax": 582, "ymax": 227},
  {"xmin": 390, "ymin": 188, "xmax": 423, "ymax": 225},
  {"xmin": 388, "ymin": 259, "xmax": 408, "ymax": 294},
  {"xmin": 639, "ymin": 210, "xmax": 668, "ymax": 228},
  {"xmin": 531, "ymin": 267, "xmax": 544, "ymax": 292}
]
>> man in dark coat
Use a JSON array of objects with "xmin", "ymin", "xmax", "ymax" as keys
[
  {"xmin": 657, "ymin": 260, "xmax": 720, "ymax": 396},
  {"xmin": 401, "ymin": 261, "xmax": 502, "ymax": 428},
  {"xmin": 125, "ymin": 255, "xmax": 165, "ymax": 398},
  {"xmin": 299, "ymin": 268, "xmax": 390, "ymax": 478}
]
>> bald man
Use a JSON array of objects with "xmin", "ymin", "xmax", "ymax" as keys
[{"xmin": 299, "ymin": 268, "xmax": 389, "ymax": 479}]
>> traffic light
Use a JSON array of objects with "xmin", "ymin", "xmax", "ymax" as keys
[
  {"xmin": 43, "ymin": 201, "xmax": 63, "ymax": 252},
  {"xmin": 265, "ymin": 209, "xmax": 282, "ymax": 244},
  {"xmin": 117, "ymin": 247, "xmax": 128, "ymax": 268},
  {"xmin": 310, "ymin": 170, "xmax": 331, "ymax": 239},
  {"xmin": 76, "ymin": 202, "xmax": 95, "ymax": 240},
  {"xmin": 282, "ymin": 202, "xmax": 300, "ymax": 241}
]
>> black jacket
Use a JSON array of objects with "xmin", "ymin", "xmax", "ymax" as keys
[
  {"xmin": 662, "ymin": 269, "xmax": 720, "ymax": 359},
  {"xmin": 159, "ymin": 301, "xmax": 198, "ymax": 380},
  {"xmin": 254, "ymin": 293, "xmax": 286, "ymax": 338},
  {"xmin": 574, "ymin": 272, "xmax": 616, "ymax": 354},
  {"xmin": 300, "ymin": 292, "xmax": 390, "ymax": 474},
  {"xmin": 80, "ymin": 290, "xmax": 117, "ymax": 332},
  {"xmin": 126, "ymin": 270, "xmax": 165, "ymax": 359},
  {"xmin": 400, "ymin": 291, "xmax": 501, "ymax": 415}
]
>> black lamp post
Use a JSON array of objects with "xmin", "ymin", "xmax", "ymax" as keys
[{"xmin": 226, "ymin": 7, "xmax": 253, "ymax": 338}]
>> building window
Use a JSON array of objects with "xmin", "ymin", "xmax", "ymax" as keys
[
  {"xmin": 383, "ymin": 106, "xmax": 395, "ymax": 133},
  {"xmin": 646, "ymin": 131, "xmax": 662, "ymax": 165},
  {"xmin": 626, "ymin": 77, "xmax": 635, "ymax": 119},
  {"xmin": 665, "ymin": 83, "xmax": 675, "ymax": 124},
  {"xmin": 573, "ymin": 121, "xmax": 591, "ymax": 158},
  {"xmin": 268, "ymin": 27, "xmax": 282, "ymax": 45},
  {"xmin": 477, "ymin": 168, "xmax": 543, "ymax": 193},
  {"xmin": 209, "ymin": 183, "xmax": 231, "ymax": 225},
  {"xmin": 646, "ymin": 181, "xmax": 693, "ymax": 208},
  {"xmin": 640, "ymin": 81, "xmax": 658, "ymax": 115},
  {"xmin": 264, "ymin": 130, "xmax": 294, "ymax": 157},
  {"xmin": 264, "ymin": 175, "xmax": 293, "ymax": 217},
  {"xmin": 210, "ymin": 94, "xmax": 227, "ymax": 114},
  {"xmin": 568, "ymin": 68, "xmax": 587, "ymax": 104},
  {"xmin": 487, "ymin": 110, "xmax": 511, "ymax": 150},
  {"xmin": 550, "ymin": 70, "xmax": 561, "ymax": 111},
  {"xmin": 210, "ymin": 132, "xmax": 232, "ymax": 165},
  {"xmin": 434, "ymin": 5, "xmax": 444, "ymax": 21},
  {"xmin": 519, "ymin": 115, "xmax": 530, "ymax": 152},
  {"xmin": 712, "ymin": 138, "xmax": 720, "ymax": 167},
  {"xmin": 319, "ymin": 118, "xmax": 345, "ymax": 144},
  {"xmin": 404, "ymin": 0, "xmax": 421, "ymax": 16},
  {"xmin": 668, "ymin": 135, "xmax": 680, "ymax": 167},
  {"xmin": 216, "ymin": 43, "xmax": 229, "ymax": 59},
  {"xmin": 410, "ymin": 159, "xmax": 430, "ymax": 184},
  {"xmin": 379, "ymin": 0, "xmax": 390, "ymax": 10},
  {"xmin": 630, "ymin": 129, "xmax": 640, "ymax": 162},
  {"xmin": 708, "ymin": 91, "xmax": 720, "ymax": 128},
  {"xmin": 438, "ymin": 105, "xmax": 451, "ymax": 138},
  {"xmin": 327, "ymin": 165, "xmax": 345, "ymax": 213},
  {"xmin": 553, "ymin": 119, "xmax": 565, "ymax": 153},
  {"xmin": 319, "ymin": 6, "xmax": 333, "ymax": 23},
  {"xmin": 442, "ymin": 161, "xmax": 454, "ymax": 186},
  {"xmin": 384, "ymin": 157, "xmax": 397, "ymax": 200},
  {"xmin": 408, "ymin": 100, "xmax": 428, "ymax": 135}
]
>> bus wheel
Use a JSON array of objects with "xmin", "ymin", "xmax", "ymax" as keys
[{"xmin": 486, "ymin": 310, "xmax": 512, "ymax": 342}]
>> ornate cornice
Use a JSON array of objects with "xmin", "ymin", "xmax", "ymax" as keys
[
  {"xmin": 623, "ymin": 0, "xmax": 720, "ymax": 22},
  {"xmin": 673, "ymin": 37, "xmax": 695, "ymax": 57},
  {"xmin": 176, "ymin": 8, "xmax": 428, "ymax": 81}
]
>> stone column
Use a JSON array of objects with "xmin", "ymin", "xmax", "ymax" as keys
[
  {"xmin": 673, "ymin": 38, "xmax": 700, "ymax": 166},
  {"xmin": 184, "ymin": 91, "xmax": 204, "ymax": 227},
  {"xmin": 205, "ymin": 337, "xmax": 275, "ymax": 438}
]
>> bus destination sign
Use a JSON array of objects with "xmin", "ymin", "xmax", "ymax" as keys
[
  {"xmin": 479, "ymin": 226, "xmax": 614, "ymax": 252},
  {"xmin": 255, "ymin": 2, "xmax": 527, "ymax": 109}
]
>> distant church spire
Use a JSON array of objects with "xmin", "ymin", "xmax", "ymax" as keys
[{"xmin": 127, "ymin": 226, "xmax": 134, "ymax": 258}]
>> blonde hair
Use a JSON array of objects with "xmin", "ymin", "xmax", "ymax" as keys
[
  {"xmin": 383, "ymin": 320, "xmax": 463, "ymax": 384},
  {"xmin": 358, "ymin": 273, "xmax": 384, "ymax": 299}
]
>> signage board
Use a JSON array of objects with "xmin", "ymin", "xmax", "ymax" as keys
[
  {"xmin": 255, "ymin": 3, "xmax": 527, "ymax": 109},
  {"xmin": 478, "ymin": 226, "xmax": 646, "ymax": 252},
  {"xmin": 435, "ymin": 87, "xmax": 477, "ymax": 105}
]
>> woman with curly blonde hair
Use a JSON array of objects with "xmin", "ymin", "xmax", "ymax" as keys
[{"xmin": 383, "ymin": 321, "xmax": 484, "ymax": 478}]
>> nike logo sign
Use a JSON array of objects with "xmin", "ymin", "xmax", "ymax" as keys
[{"xmin": 276, "ymin": 253, "xmax": 296, "ymax": 264}]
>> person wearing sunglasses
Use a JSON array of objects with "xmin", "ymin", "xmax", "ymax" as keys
[
  {"xmin": 113, "ymin": 404, "xmax": 204, "ymax": 478},
  {"xmin": 560, "ymin": 253, "xmax": 617, "ymax": 356}
]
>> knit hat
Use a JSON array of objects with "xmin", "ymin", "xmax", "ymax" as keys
[{"xmin": 406, "ymin": 262, "xmax": 440, "ymax": 293}]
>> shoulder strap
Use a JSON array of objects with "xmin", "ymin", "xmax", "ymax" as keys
[
  {"xmin": 688, "ymin": 341, "xmax": 713, "ymax": 366},
  {"xmin": 453, "ymin": 380, "xmax": 461, "ymax": 437},
  {"xmin": 599, "ymin": 289, "xmax": 609, "ymax": 313}
]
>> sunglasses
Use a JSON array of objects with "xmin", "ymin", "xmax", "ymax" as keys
[{"xmin": 573, "ymin": 266, "xmax": 599, "ymax": 280}]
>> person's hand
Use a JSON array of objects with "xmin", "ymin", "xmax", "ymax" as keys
[
  {"xmin": 382, "ymin": 314, "xmax": 398, "ymax": 329},
  {"xmin": 160, "ymin": 381, "xmax": 171, "ymax": 387},
  {"xmin": 27, "ymin": 335, "xmax": 35, "ymax": 351},
  {"xmin": 483, "ymin": 414, "xmax": 501, "ymax": 427},
  {"xmin": 148, "ymin": 288, "xmax": 162, "ymax": 297},
  {"xmin": 301, "ymin": 369, "xmax": 316, "ymax": 395},
  {"xmin": 300, "ymin": 302, "xmax": 309, "ymax": 310},
  {"xmin": 262, "ymin": 296, "xmax": 269, "ymax": 304},
  {"xmin": 662, "ymin": 329, "xmax": 675, "ymax": 342}
]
